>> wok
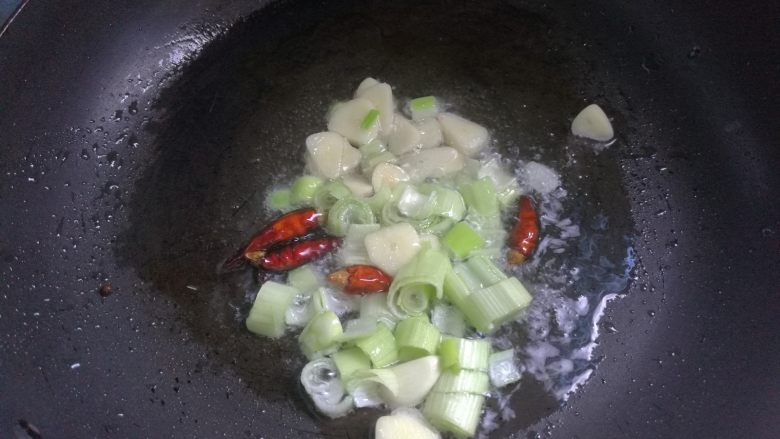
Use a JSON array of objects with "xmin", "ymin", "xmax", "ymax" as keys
[{"xmin": 1, "ymin": 0, "xmax": 778, "ymax": 438}]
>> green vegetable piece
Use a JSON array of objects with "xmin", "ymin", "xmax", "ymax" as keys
[
  {"xmin": 332, "ymin": 347, "xmax": 371, "ymax": 382},
  {"xmin": 438, "ymin": 337, "xmax": 491, "ymax": 372},
  {"xmin": 299, "ymin": 311, "xmax": 343, "ymax": 359},
  {"xmin": 432, "ymin": 369, "xmax": 490, "ymax": 394},
  {"xmin": 290, "ymin": 175, "xmax": 324, "ymax": 206},
  {"xmin": 387, "ymin": 247, "xmax": 451, "ymax": 317},
  {"xmin": 423, "ymin": 392, "xmax": 485, "ymax": 438},
  {"xmin": 355, "ymin": 323, "xmax": 399, "ymax": 368},
  {"xmin": 267, "ymin": 188, "xmax": 292, "ymax": 211},
  {"xmin": 459, "ymin": 177, "xmax": 500, "ymax": 217},
  {"xmin": 245, "ymin": 281, "xmax": 299, "ymax": 338},
  {"xmin": 326, "ymin": 197, "xmax": 376, "ymax": 237},
  {"xmin": 465, "ymin": 277, "xmax": 532, "ymax": 333},
  {"xmin": 410, "ymin": 96, "xmax": 436, "ymax": 111},
  {"xmin": 287, "ymin": 264, "xmax": 321, "ymax": 293},
  {"xmin": 441, "ymin": 222, "xmax": 486, "ymax": 260},
  {"xmin": 394, "ymin": 316, "xmax": 441, "ymax": 361},
  {"xmin": 313, "ymin": 180, "xmax": 352, "ymax": 211},
  {"xmin": 361, "ymin": 109, "xmax": 380, "ymax": 130}
]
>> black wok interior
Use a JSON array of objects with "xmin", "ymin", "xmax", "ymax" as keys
[{"xmin": 1, "ymin": 0, "xmax": 778, "ymax": 438}]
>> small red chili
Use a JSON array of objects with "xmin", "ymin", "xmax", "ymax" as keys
[
  {"xmin": 224, "ymin": 208, "xmax": 322, "ymax": 270},
  {"xmin": 507, "ymin": 195, "xmax": 540, "ymax": 265},
  {"xmin": 327, "ymin": 265, "xmax": 393, "ymax": 294},
  {"xmin": 259, "ymin": 237, "xmax": 341, "ymax": 272}
]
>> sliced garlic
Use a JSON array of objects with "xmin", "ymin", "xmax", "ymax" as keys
[
  {"xmin": 381, "ymin": 356, "xmax": 441, "ymax": 408},
  {"xmin": 328, "ymin": 98, "xmax": 379, "ymax": 146},
  {"xmin": 416, "ymin": 118, "xmax": 443, "ymax": 149},
  {"xmin": 371, "ymin": 162, "xmax": 410, "ymax": 193},
  {"xmin": 571, "ymin": 103, "xmax": 614, "ymax": 141},
  {"xmin": 388, "ymin": 113, "xmax": 422, "ymax": 155},
  {"xmin": 364, "ymin": 223, "xmax": 421, "ymax": 275},
  {"xmin": 306, "ymin": 132, "xmax": 361, "ymax": 179},
  {"xmin": 341, "ymin": 174, "xmax": 374, "ymax": 197},
  {"xmin": 357, "ymin": 82, "xmax": 395, "ymax": 136},
  {"xmin": 397, "ymin": 147, "xmax": 465, "ymax": 182},
  {"xmin": 437, "ymin": 112, "xmax": 489, "ymax": 157},
  {"xmin": 375, "ymin": 409, "xmax": 441, "ymax": 439},
  {"xmin": 354, "ymin": 77, "xmax": 379, "ymax": 98}
]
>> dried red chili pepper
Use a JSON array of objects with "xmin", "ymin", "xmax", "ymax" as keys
[
  {"xmin": 507, "ymin": 195, "xmax": 540, "ymax": 265},
  {"xmin": 327, "ymin": 265, "xmax": 393, "ymax": 294},
  {"xmin": 224, "ymin": 208, "xmax": 322, "ymax": 270},
  {"xmin": 259, "ymin": 237, "xmax": 341, "ymax": 272}
]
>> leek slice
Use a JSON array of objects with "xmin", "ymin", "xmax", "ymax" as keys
[
  {"xmin": 313, "ymin": 180, "xmax": 352, "ymax": 211},
  {"xmin": 301, "ymin": 357, "xmax": 354, "ymax": 419},
  {"xmin": 361, "ymin": 109, "xmax": 380, "ymax": 130},
  {"xmin": 466, "ymin": 277, "xmax": 532, "ymax": 333},
  {"xmin": 287, "ymin": 264, "xmax": 321, "ymax": 293},
  {"xmin": 339, "ymin": 318, "xmax": 379, "ymax": 342},
  {"xmin": 245, "ymin": 281, "xmax": 299, "ymax": 338},
  {"xmin": 354, "ymin": 323, "xmax": 399, "ymax": 368},
  {"xmin": 409, "ymin": 96, "xmax": 439, "ymax": 121},
  {"xmin": 387, "ymin": 246, "xmax": 451, "ymax": 317},
  {"xmin": 326, "ymin": 197, "xmax": 376, "ymax": 237},
  {"xmin": 299, "ymin": 311, "xmax": 343, "ymax": 359},
  {"xmin": 285, "ymin": 291, "xmax": 323, "ymax": 327},
  {"xmin": 359, "ymin": 293, "xmax": 399, "ymax": 330},
  {"xmin": 441, "ymin": 222, "xmax": 485, "ymax": 260},
  {"xmin": 267, "ymin": 188, "xmax": 292, "ymax": 212},
  {"xmin": 332, "ymin": 347, "xmax": 371, "ymax": 382},
  {"xmin": 394, "ymin": 316, "xmax": 441, "ymax": 361},
  {"xmin": 438, "ymin": 337, "xmax": 491, "ymax": 372},
  {"xmin": 290, "ymin": 175, "xmax": 324, "ymax": 206},
  {"xmin": 422, "ymin": 392, "xmax": 484, "ymax": 438},
  {"xmin": 432, "ymin": 369, "xmax": 490, "ymax": 394},
  {"xmin": 459, "ymin": 177, "xmax": 499, "ymax": 217}
]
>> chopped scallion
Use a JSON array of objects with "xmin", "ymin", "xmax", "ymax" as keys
[
  {"xmin": 466, "ymin": 276, "xmax": 532, "ymax": 333},
  {"xmin": 441, "ymin": 222, "xmax": 486, "ymax": 260},
  {"xmin": 422, "ymin": 392, "xmax": 485, "ymax": 438},
  {"xmin": 354, "ymin": 323, "xmax": 399, "ymax": 368},
  {"xmin": 394, "ymin": 316, "xmax": 441, "ymax": 361},
  {"xmin": 361, "ymin": 109, "xmax": 380, "ymax": 130},
  {"xmin": 409, "ymin": 96, "xmax": 439, "ymax": 121},
  {"xmin": 388, "ymin": 247, "xmax": 451, "ymax": 317},
  {"xmin": 287, "ymin": 264, "xmax": 321, "ymax": 293},
  {"xmin": 267, "ymin": 188, "xmax": 292, "ymax": 212},
  {"xmin": 326, "ymin": 197, "xmax": 376, "ymax": 236},
  {"xmin": 432, "ymin": 369, "xmax": 490, "ymax": 394},
  {"xmin": 459, "ymin": 177, "xmax": 500, "ymax": 217},
  {"xmin": 245, "ymin": 281, "xmax": 299, "ymax": 338},
  {"xmin": 438, "ymin": 337, "xmax": 491, "ymax": 372},
  {"xmin": 290, "ymin": 175, "xmax": 324, "ymax": 206},
  {"xmin": 313, "ymin": 180, "xmax": 352, "ymax": 211},
  {"xmin": 332, "ymin": 347, "xmax": 372, "ymax": 382},
  {"xmin": 299, "ymin": 311, "xmax": 343, "ymax": 359}
]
